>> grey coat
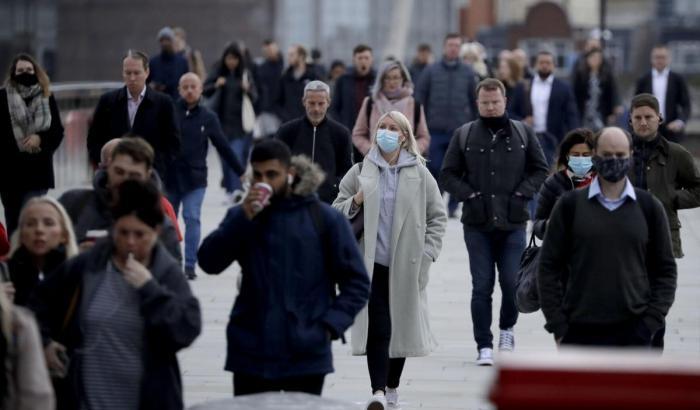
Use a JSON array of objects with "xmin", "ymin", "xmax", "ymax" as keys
[{"xmin": 333, "ymin": 150, "xmax": 447, "ymax": 357}]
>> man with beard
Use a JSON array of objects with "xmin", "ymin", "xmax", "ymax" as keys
[
  {"xmin": 529, "ymin": 50, "xmax": 579, "ymax": 166},
  {"xmin": 538, "ymin": 127, "xmax": 677, "ymax": 348},
  {"xmin": 148, "ymin": 27, "xmax": 190, "ymax": 100},
  {"xmin": 440, "ymin": 78, "xmax": 548, "ymax": 366},
  {"xmin": 198, "ymin": 139, "xmax": 369, "ymax": 397}
]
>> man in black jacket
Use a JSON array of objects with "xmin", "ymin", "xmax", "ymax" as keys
[
  {"xmin": 87, "ymin": 50, "xmax": 180, "ymax": 180},
  {"xmin": 538, "ymin": 127, "xmax": 677, "ymax": 348},
  {"xmin": 276, "ymin": 80, "xmax": 352, "ymax": 204},
  {"xmin": 167, "ymin": 73, "xmax": 245, "ymax": 280},
  {"xmin": 440, "ymin": 79, "xmax": 548, "ymax": 366},
  {"xmin": 635, "ymin": 45, "xmax": 692, "ymax": 143},
  {"xmin": 275, "ymin": 45, "xmax": 319, "ymax": 123}
]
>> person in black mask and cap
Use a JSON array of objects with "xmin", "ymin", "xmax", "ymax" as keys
[
  {"xmin": 440, "ymin": 78, "xmax": 548, "ymax": 366},
  {"xmin": 0, "ymin": 53, "xmax": 64, "ymax": 236}
]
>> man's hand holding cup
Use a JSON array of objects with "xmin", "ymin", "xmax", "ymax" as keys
[{"xmin": 242, "ymin": 182, "xmax": 273, "ymax": 220}]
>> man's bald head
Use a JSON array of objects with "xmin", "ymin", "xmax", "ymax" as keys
[
  {"xmin": 179, "ymin": 72, "xmax": 203, "ymax": 106},
  {"xmin": 593, "ymin": 127, "xmax": 633, "ymax": 157},
  {"xmin": 100, "ymin": 138, "xmax": 123, "ymax": 168}
]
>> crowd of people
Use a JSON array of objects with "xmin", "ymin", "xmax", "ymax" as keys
[{"xmin": 0, "ymin": 26, "xmax": 698, "ymax": 410}]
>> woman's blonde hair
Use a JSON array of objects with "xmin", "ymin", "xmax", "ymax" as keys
[
  {"xmin": 9, "ymin": 196, "xmax": 79, "ymax": 259},
  {"xmin": 372, "ymin": 110, "xmax": 426, "ymax": 165}
]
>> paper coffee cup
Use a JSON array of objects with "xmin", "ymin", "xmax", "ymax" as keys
[{"xmin": 252, "ymin": 182, "xmax": 273, "ymax": 213}]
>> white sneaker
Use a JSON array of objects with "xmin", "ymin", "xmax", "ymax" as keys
[
  {"xmin": 365, "ymin": 392, "xmax": 387, "ymax": 410},
  {"xmin": 476, "ymin": 347, "xmax": 494, "ymax": 366},
  {"xmin": 499, "ymin": 327, "xmax": 515, "ymax": 352},
  {"xmin": 385, "ymin": 387, "xmax": 399, "ymax": 407}
]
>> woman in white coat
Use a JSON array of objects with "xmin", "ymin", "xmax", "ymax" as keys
[{"xmin": 333, "ymin": 111, "xmax": 446, "ymax": 409}]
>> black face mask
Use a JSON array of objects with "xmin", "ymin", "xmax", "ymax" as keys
[
  {"xmin": 480, "ymin": 113, "xmax": 510, "ymax": 132},
  {"xmin": 592, "ymin": 156, "xmax": 632, "ymax": 183},
  {"xmin": 15, "ymin": 72, "xmax": 38, "ymax": 87}
]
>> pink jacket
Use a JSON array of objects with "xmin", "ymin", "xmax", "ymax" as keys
[{"xmin": 352, "ymin": 96, "xmax": 430, "ymax": 156}]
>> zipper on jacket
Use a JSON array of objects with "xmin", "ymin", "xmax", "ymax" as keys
[{"xmin": 312, "ymin": 126, "xmax": 317, "ymax": 163}]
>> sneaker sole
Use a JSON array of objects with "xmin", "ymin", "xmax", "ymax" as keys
[{"xmin": 476, "ymin": 359, "xmax": 494, "ymax": 366}]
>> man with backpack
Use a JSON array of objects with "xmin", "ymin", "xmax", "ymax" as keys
[
  {"xmin": 197, "ymin": 139, "xmax": 369, "ymax": 396},
  {"xmin": 440, "ymin": 78, "xmax": 548, "ymax": 366},
  {"xmin": 538, "ymin": 127, "xmax": 677, "ymax": 347}
]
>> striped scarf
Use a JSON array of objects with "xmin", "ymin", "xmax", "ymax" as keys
[{"xmin": 6, "ymin": 83, "xmax": 51, "ymax": 152}]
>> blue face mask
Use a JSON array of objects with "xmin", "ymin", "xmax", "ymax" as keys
[
  {"xmin": 376, "ymin": 129, "xmax": 401, "ymax": 153},
  {"xmin": 568, "ymin": 156, "xmax": 593, "ymax": 177}
]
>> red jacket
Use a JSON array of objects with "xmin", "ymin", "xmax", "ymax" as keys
[{"xmin": 0, "ymin": 222, "xmax": 9, "ymax": 260}]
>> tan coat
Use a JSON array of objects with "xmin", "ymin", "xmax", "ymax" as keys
[
  {"xmin": 3, "ymin": 307, "xmax": 54, "ymax": 410},
  {"xmin": 332, "ymin": 156, "xmax": 446, "ymax": 357}
]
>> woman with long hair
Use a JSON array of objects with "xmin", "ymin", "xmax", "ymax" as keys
[
  {"xmin": 352, "ymin": 60, "xmax": 430, "ymax": 158},
  {"xmin": 572, "ymin": 48, "xmax": 622, "ymax": 131},
  {"xmin": 0, "ymin": 54, "xmax": 64, "ymax": 236},
  {"xmin": 203, "ymin": 43, "xmax": 258, "ymax": 201},
  {"xmin": 334, "ymin": 111, "xmax": 446, "ymax": 409}
]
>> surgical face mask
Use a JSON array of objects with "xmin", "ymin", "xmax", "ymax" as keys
[
  {"xmin": 376, "ymin": 129, "xmax": 401, "ymax": 153},
  {"xmin": 592, "ymin": 156, "xmax": 631, "ymax": 183},
  {"xmin": 567, "ymin": 156, "xmax": 593, "ymax": 177}
]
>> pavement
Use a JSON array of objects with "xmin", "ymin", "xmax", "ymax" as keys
[{"xmin": 174, "ymin": 153, "xmax": 700, "ymax": 410}]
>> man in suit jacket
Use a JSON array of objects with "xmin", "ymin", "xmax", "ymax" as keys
[
  {"xmin": 87, "ymin": 50, "xmax": 180, "ymax": 180},
  {"xmin": 529, "ymin": 51, "xmax": 579, "ymax": 166},
  {"xmin": 635, "ymin": 45, "xmax": 692, "ymax": 143}
]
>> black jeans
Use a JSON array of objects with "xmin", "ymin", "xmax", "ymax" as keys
[
  {"xmin": 561, "ymin": 318, "xmax": 655, "ymax": 347},
  {"xmin": 232, "ymin": 373, "xmax": 325, "ymax": 396},
  {"xmin": 0, "ymin": 189, "xmax": 48, "ymax": 237},
  {"xmin": 366, "ymin": 263, "xmax": 406, "ymax": 393}
]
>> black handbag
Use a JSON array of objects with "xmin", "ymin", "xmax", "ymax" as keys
[
  {"xmin": 350, "ymin": 205, "xmax": 364, "ymax": 240},
  {"xmin": 515, "ymin": 231, "xmax": 541, "ymax": 313}
]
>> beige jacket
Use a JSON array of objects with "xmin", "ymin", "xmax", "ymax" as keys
[{"xmin": 332, "ymin": 155, "xmax": 446, "ymax": 357}]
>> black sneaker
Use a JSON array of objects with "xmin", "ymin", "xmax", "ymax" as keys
[{"xmin": 185, "ymin": 268, "xmax": 197, "ymax": 280}]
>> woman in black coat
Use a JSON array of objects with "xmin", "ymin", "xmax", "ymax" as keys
[
  {"xmin": 0, "ymin": 54, "xmax": 64, "ymax": 236},
  {"xmin": 203, "ymin": 43, "xmax": 258, "ymax": 198},
  {"xmin": 572, "ymin": 48, "xmax": 622, "ymax": 131},
  {"xmin": 533, "ymin": 128, "xmax": 596, "ymax": 240}
]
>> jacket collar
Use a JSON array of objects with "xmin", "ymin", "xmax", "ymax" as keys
[{"xmin": 303, "ymin": 115, "xmax": 328, "ymax": 128}]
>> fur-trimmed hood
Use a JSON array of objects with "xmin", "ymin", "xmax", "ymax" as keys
[{"xmin": 290, "ymin": 155, "xmax": 326, "ymax": 197}]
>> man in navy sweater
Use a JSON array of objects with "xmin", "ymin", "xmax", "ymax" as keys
[
  {"xmin": 166, "ymin": 73, "xmax": 244, "ymax": 280},
  {"xmin": 538, "ymin": 127, "xmax": 677, "ymax": 347}
]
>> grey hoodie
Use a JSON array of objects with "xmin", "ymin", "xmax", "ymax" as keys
[{"xmin": 367, "ymin": 147, "xmax": 418, "ymax": 267}]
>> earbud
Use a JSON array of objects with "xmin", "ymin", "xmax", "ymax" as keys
[{"xmin": 287, "ymin": 174, "xmax": 294, "ymax": 185}]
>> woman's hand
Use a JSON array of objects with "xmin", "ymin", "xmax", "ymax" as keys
[
  {"xmin": 22, "ymin": 134, "xmax": 41, "ymax": 153},
  {"xmin": 215, "ymin": 76, "xmax": 227, "ymax": 88},
  {"xmin": 123, "ymin": 253, "xmax": 153, "ymax": 288},
  {"xmin": 1, "ymin": 281, "xmax": 15, "ymax": 302},
  {"xmin": 353, "ymin": 190, "xmax": 364, "ymax": 206},
  {"xmin": 45, "ymin": 341, "xmax": 68, "ymax": 376}
]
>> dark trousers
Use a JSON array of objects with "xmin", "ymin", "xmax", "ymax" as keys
[
  {"xmin": 561, "ymin": 319, "xmax": 655, "ymax": 347},
  {"xmin": 232, "ymin": 373, "xmax": 325, "ymax": 396},
  {"xmin": 427, "ymin": 131, "xmax": 458, "ymax": 215},
  {"xmin": 367, "ymin": 263, "xmax": 406, "ymax": 393},
  {"xmin": 464, "ymin": 228, "xmax": 525, "ymax": 350},
  {"xmin": 0, "ymin": 189, "xmax": 48, "ymax": 236},
  {"xmin": 221, "ymin": 136, "xmax": 251, "ymax": 193}
]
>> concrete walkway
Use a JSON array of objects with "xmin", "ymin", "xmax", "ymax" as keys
[{"xmin": 177, "ymin": 154, "xmax": 700, "ymax": 410}]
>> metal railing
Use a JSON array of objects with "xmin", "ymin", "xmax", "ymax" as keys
[{"xmin": 51, "ymin": 82, "xmax": 122, "ymax": 189}]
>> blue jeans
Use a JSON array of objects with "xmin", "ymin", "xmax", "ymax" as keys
[
  {"xmin": 221, "ymin": 136, "xmax": 251, "ymax": 193},
  {"xmin": 167, "ymin": 188, "xmax": 206, "ymax": 270},
  {"xmin": 428, "ymin": 131, "xmax": 458, "ymax": 215},
  {"xmin": 464, "ymin": 228, "xmax": 525, "ymax": 350}
]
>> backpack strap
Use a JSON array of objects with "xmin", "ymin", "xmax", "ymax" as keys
[
  {"xmin": 413, "ymin": 101, "xmax": 421, "ymax": 133},
  {"xmin": 364, "ymin": 97, "xmax": 373, "ymax": 131},
  {"xmin": 510, "ymin": 120, "xmax": 529, "ymax": 150},
  {"xmin": 458, "ymin": 122, "xmax": 474, "ymax": 154}
]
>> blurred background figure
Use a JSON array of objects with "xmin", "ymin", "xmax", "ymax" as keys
[
  {"xmin": 310, "ymin": 48, "xmax": 328, "ymax": 80},
  {"xmin": 276, "ymin": 44, "xmax": 319, "ymax": 124},
  {"xmin": 511, "ymin": 48, "xmax": 534, "ymax": 81},
  {"xmin": 173, "ymin": 26, "xmax": 207, "ymax": 81},
  {"xmin": 572, "ymin": 47, "xmax": 622, "ymax": 131},
  {"xmin": 147, "ymin": 27, "xmax": 189, "ymax": 100},
  {"xmin": 408, "ymin": 43, "xmax": 433, "ymax": 85},
  {"xmin": 460, "ymin": 41, "xmax": 491, "ymax": 81},
  {"xmin": 327, "ymin": 59, "xmax": 347, "ymax": 92},
  {"xmin": 496, "ymin": 54, "xmax": 532, "ymax": 122},
  {"xmin": 204, "ymin": 43, "xmax": 258, "ymax": 201},
  {"xmin": 255, "ymin": 39, "xmax": 284, "ymax": 139},
  {"xmin": 0, "ymin": 54, "xmax": 64, "ymax": 237}
]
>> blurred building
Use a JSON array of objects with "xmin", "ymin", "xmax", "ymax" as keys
[{"xmin": 0, "ymin": 0, "xmax": 57, "ymax": 78}]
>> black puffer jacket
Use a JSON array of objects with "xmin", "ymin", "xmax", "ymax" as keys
[{"xmin": 533, "ymin": 171, "xmax": 574, "ymax": 240}]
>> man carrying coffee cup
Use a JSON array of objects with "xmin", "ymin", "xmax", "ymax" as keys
[{"xmin": 198, "ymin": 139, "xmax": 370, "ymax": 396}]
